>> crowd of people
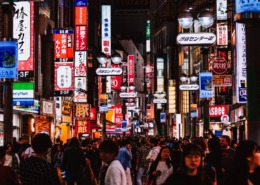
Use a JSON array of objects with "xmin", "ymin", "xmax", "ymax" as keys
[{"xmin": 0, "ymin": 132, "xmax": 259, "ymax": 185}]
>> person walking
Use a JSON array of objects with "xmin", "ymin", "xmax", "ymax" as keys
[
  {"xmin": 4, "ymin": 142, "xmax": 20, "ymax": 176},
  {"xmin": 136, "ymin": 137, "xmax": 151, "ymax": 185},
  {"xmin": 0, "ymin": 146, "xmax": 21, "ymax": 185},
  {"xmin": 163, "ymin": 143, "xmax": 213, "ymax": 185},
  {"xmin": 99, "ymin": 139, "xmax": 126, "ymax": 185},
  {"xmin": 220, "ymin": 135, "xmax": 235, "ymax": 185},
  {"xmin": 62, "ymin": 137, "xmax": 86, "ymax": 185},
  {"xmin": 117, "ymin": 139, "xmax": 133, "ymax": 185},
  {"xmin": 147, "ymin": 146, "xmax": 174, "ymax": 185},
  {"xmin": 19, "ymin": 133, "xmax": 60, "ymax": 185},
  {"xmin": 225, "ymin": 140, "xmax": 260, "ymax": 185},
  {"xmin": 85, "ymin": 139, "xmax": 102, "ymax": 183}
]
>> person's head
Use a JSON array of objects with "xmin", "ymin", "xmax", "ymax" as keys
[
  {"xmin": 99, "ymin": 140, "xmax": 119, "ymax": 163},
  {"xmin": 181, "ymin": 143, "xmax": 203, "ymax": 173},
  {"xmin": 183, "ymin": 138, "xmax": 190, "ymax": 145},
  {"xmin": 91, "ymin": 139, "xmax": 99, "ymax": 150},
  {"xmin": 19, "ymin": 137, "xmax": 24, "ymax": 144},
  {"xmin": 220, "ymin": 135, "xmax": 231, "ymax": 149},
  {"xmin": 192, "ymin": 138, "xmax": 207, "ymax": 156},
  {"xmin": 235, "ymin": 140, "xmax": 260, "ymax": 173},
  {"xmin": 4, "ymin": 142, "xmax": 13, "ymax": 154},
  {"xmin": 68, "ymin": 137, "xmax": 81, "ymax": 148},
  {"xmin": 32, "ymin": 133, "xmax": 52, "ymax": 155},
  {"xmin": 154, "ymin": 146, "xmax": 172, "ymax": 168}
]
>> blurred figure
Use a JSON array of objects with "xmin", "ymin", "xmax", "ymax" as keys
[
  {"xmin": 86, "ymin": 139, "xmax": 102, "ymax": 183},
  {"xmin": 0, "ymin": 146, "xmax": 21, "ymax": 185},
  {"xmin": 136, "ymin": 137, "xmax": 151, "ymax": 185},
  {"xmin": 163, "ymin": 143, "xmax": 213, "ymax": 185},
  {"xmin": 147, "ymin": 146, "xmax": 173, "ymax": 185},
  {"xmin": 62, "ymin": 137, "xmax": 86, "ymax": 185},
  {"xmin": 225, "ymin": 140, "xmax": 260, "ymax": 185},
  {"xmin": 99, "ymin": 139, "xmax": 126, "ymax": 185},
  {"xmin": 220, "ymin": 135, "xmax": 235, "ymax": 185},
  {"xmin": 204, "ymin": 137, "xmax": 222, "ymax": 185},
  {"xmin": 4, "ymin": 142, "xmax": 20, "ymax": 175},
  {"xmin": 116, "ymin": 139, "xmax": 132, "ymax": 185},
  {"xmin": 146, "ymin": 138, "xmax": 161, "ymax": 170},
  {"xmin": 19, "ymin": 133, "xmax": 60, "ymax": 185},
  {"xmin": 51, "ymin": 138, "xmax": 62, "ymax": 166}
]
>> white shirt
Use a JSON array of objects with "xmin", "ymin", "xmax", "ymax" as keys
[
  {"xmin": 105, "ymin": 160, "xmax": 127, "ymax": 185},
  {"xmin": 156, "ymin": 161, "xmax": 173, "ymax": 185}
]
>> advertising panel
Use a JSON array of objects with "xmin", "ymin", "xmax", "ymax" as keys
[
  {"xmin": 54, "ymin": 62, "xmax": 74, "ymax": 91},
  {"xmin": 13, "ymin": 1, "xmax": 34, "ymax": 71},
  {"xmin": 213, "ymin": 75, "xmax": 232, "ymax": 86},
  {"xmin": 209, "ymin": 105, "xmax": 228, "ymax": 118},
  {"xmin": 236, "ymin": 23, "xmax": 247, "ymax": 103},
  {"xmin": 75, "ymin": 6, "xmax": 88, "ymax": 25},
  {"xmin": 236, "ymin": 0, "xmax": 260, "ymax": 14},
  {"xmin": 216, "ymin": 0, "xmax": 227, "ymax": 20},
  {"xmin": 128, "ymin": 55, "xmax": 135, "ymax": 90},
  {"xmin": 0, "ymin": 41, "xmax": 18, "ymax": 79},
  {"xmin": 75, "ymin": 26, "xmax": 88, "ymax": 51},
  {"xmin": 75, "ymin": 120, "xmax": 90, "ymax": 134},
  {"xmin": 74, "ymin": 51, "xmax": 87, "ymax": 76},
  {"xmin": 74, "ymin": 103, "xmax": 90, "ymax": 120},
  {"xmin": 13, "ymin": 82, "xmax": 34, "ymax": 106},
  {"xmin": 217, "ymin": 23, "xmax": 228, "ymax": 46},
  {"xmin": 40, "ymin": 98, "xmax": 55, "ymax": 117},
  {"xmin": 74, "ymin": 77, "xmax": 87, "ymax": 102},
  {"xmin": 114, "ymin": 104, "xmax": 123, "ymax": 128},
  {"xmin": 199, "ymin": 72, "xmax": 213, "ymax": 98},
  {"xmin": 53, "ymin": 29, "xmax": 74, "ymax": 61}
]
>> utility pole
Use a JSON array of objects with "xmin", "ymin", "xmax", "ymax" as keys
[{"xmin": 2, "ymin": 0, "xmax": 14, "ymax": 144}]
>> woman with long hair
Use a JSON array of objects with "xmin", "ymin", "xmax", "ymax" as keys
[
  {"xmin": 225, "ymin": 140, "xmax": 260, "ymax": 185},
  {"xmin": 147, "ymin": 146, "xmax": 174, "ymax": 185},
  {"xmin": 163, "ymin": 143, "xmax": 212, "ymax": 185},
  {"xmin": 4, "ymin": 142, "xmax": 20, "ymax": 176}
]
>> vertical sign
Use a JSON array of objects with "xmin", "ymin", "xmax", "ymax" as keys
[
  {"xmin": 0, "ymin": 41, "xmax": 18, "ymax": 79},
  {"xmin": 236, "ymin": 23, "xmax": 247, "ymax": 103},
  {"xmin": 101, "ymin": 5, "xmax": 112, "ymax": 93},
  {"xmin": 217, "ymin": 23, "xmax": 228, "ymax": 46},
  {"xmin": 114, "ymin": 104, "xmax": 123, "ymax": 128},
  {"xmin": 216, "ymin": 0, "xmax": 227, "ymax": 20},
  {"xmin": 199, "ymin": 72, "xmax": 213, "ymax": 98},
  {"xmin": 74, "ymin": 1, "xmax": 88, "ymax": 102},
  {"xmin": 128, "ymin": 55, "xmax": 135, "ymax": 92},
  {"xmin": 13, "ymin": 1, "xmax": 34, "ymax": 72}
]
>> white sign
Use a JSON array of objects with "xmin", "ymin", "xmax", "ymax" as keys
[
  {"xmin": 216, "ymin": 0, "xmax": 227, "ymax": 20},
  {"xmin": 119, "ymin": 92, "xmax": 137, "ymax": 98},
  {"xmin": 176, "ymin": 33, "xmax": 216, "ymax": 45},
  {"xmin": 42, "ymin": 101, "xmax": 54, "ymax": 115},
  {"xmin": 153, "ymin": 99, "xmax": 167, "ymax": 104},
  {"xmin": 217, "ymin": 23, "xmax": 228, "ymax": 46},
  {"xmin": 57, "ymin": 65, "xmax": 72, "ymax": 88},
  {"xmin": 74, "ymin": 77, "xmax": 87, "ymax": 102},
  {"xmin": 13, "ymin": 2, "xmax": 31, "ymax": 61},
  {"xmin": 96, "ymin": 68, "xmax": 122, "ymax": 75},
  {"xmin": 179, "ymin": 84, "xmax": 199, "ymax": 91},
  {"xmin": 75, "ymin": 51, "xmax": 87, "ymax": 76},
  {"xmin": 221, "ymin": 114, "xmax": 229, "ymax": 123}
]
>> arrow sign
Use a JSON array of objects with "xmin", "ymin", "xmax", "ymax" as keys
[
  {"xmin": 176, "ymin": 32, "xmax": 216, "ymax": 45},
  {"xmin": 119, "ymin": 92, "xmax": 137, "ymax": 98},
  {"xmin": 96, "ymin": 68, "xmax": 122, "ymax": 75},
  {"xmin": 179, "ymin": 84, "xmax": 199, "ymax": 91},
  {"xmin": 153, "ymin": 99, "xmax": 167, "ymax": 104}
]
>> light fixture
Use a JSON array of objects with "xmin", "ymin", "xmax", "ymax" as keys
[
  {"xmin": 178, "ymin": 10, "xmax": 193, "ymax": 29},
  {"xmin": 96, "ymin": 52, "xmax": 107, "ymax": 67},
  {"xmin": 111, "ymin": 52, "xmax": 122, "ymax": 64},
  {"xmin": 197, "ymin": 9, "xmax": 214, "ymax": 28},
  {"xmin": 128, "ymin": 84, "xmax": 135, "ymax": 91},
  {"xmin": 180, "ymin": 73, "xmax": 188, "ymax": 82},
  {"xmin": 190, "ymin": 73, "xmax": 198, "ymax": 82},
  {"xmin": 120, "ymin": 83, "xmax": 127, "ymax": 91}
]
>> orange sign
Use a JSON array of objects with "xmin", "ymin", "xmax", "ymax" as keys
[{"xmin": 75, "ymin": 7, "xmax": 88, "ymax": 25}]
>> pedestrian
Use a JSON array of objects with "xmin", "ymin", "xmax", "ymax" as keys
[
  {"xmin": 0, "ymin": 146, "xmax": 21, "ymax": 185},
  {"xmin": 4, "ymin": 142, "xmax": 20, "ymax": 175},
  {"xmin": 225, "ymin": 140, "xmax": 260, "ymax": 185},
  {"xmin": 136, "ymin": 137, "xmax": 151, "ymax": 185},
  {"xmin": 99, "ymin": 139, "xmax": 126, "ymax": 185},
  {"xmin": 147, "ymin": 146, "xmax": 173, "ymax": 185},
  {"xmin": 163, "ymin": 143, "xmax": 212, "ymax": 185},
  {"xmin": 117, "ymin": 139, "xmax": 133, "ymax": 185},
  {"xmin": 19, "ymin": 133, "xmax": 60, "ymax": 185},
  {"xmin": 85, "ymin": 139, "xmax": 102, "ymax": 183},
  {"xmin": 220, "ymin": 135, "xmax": 235, "ymax": 184},
  {"xmin": 62, "ymin": 137, "xmax": 86, "ymax": 185}
]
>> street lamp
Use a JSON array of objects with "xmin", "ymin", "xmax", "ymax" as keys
[{"xmin": 96, "ymin": 52, "xmax": 122, "ymax": 140}]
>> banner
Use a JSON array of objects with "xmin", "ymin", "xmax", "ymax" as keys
[{"xmin": 199, "ymin": 72, "xmax": 213, "ymax": 98}]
